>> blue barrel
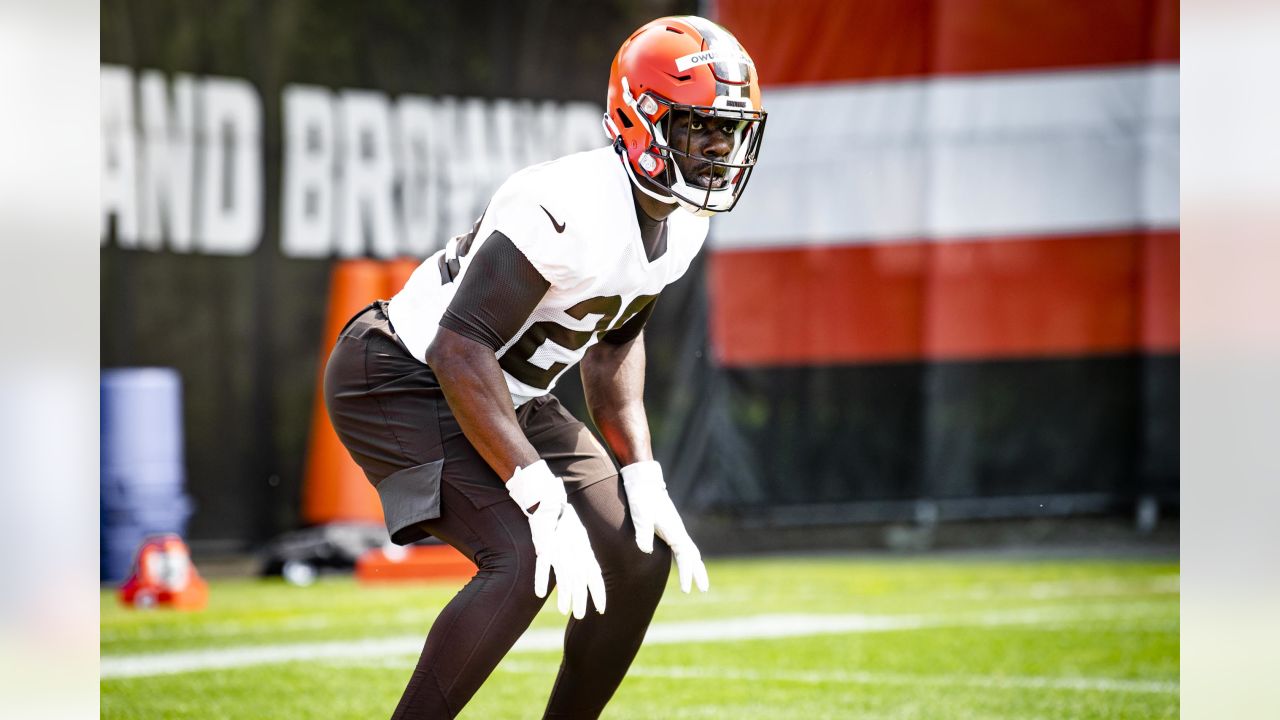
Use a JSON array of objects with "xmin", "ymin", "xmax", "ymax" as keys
[{"xmin": 100, "ymin": 368, "xmax": 193, "ymax": 581}]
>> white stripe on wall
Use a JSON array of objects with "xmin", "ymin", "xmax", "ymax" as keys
[{"xmin": 715, "ymin": 65, "xmax": 1179, "ymax": 250}]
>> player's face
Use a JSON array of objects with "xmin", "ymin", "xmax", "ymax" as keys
[{"xmin": 666, "ymin": 111, "xmax": 743, "ymax": 189}]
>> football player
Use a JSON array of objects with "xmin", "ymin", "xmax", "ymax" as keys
[{"xmin": 324, "ymin": 15, "xmax": 765, "ymax": 719}]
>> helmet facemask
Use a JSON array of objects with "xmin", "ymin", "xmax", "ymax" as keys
[{"xmin": 645, "ymin": 95, "xmax": 766, "ymax": 216}]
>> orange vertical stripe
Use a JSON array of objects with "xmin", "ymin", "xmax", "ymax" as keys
[
  {"xmin": 716, "ymin": 0, "xmax": 930, "ymax": 84},
  {"xmin": 709, "ymin": 231, "xmax": 1180, "ymax": 366},
  {"xmin": 716, "ymin": 0, "xmax": 1178, "ymax": 85},
  {"xmin": 1151, "ymin": 0, "xmax": 1180, "ymax": 62},
  {"xmin": 1140, "ymin": 231, "xmax": 1179, "ymax": 352},
  {"xmin": 922, "ymin": 233, "xmax": 1140, "ymax": 359},
  {"xmin": 709, "ymin": 243, "xmax": 927, "ymax": 365},
  {"xmin": 933, "ymin": 0, "xmax": 1163, "ymax": 75},
  {"xmin": 302, "ymin": 260, "xmax": 389, "ymax": 525}
]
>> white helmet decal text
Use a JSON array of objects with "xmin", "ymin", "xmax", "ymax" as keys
[{"xmin": 674, "ymin": 49, "xmax": 754, "ymax": 73}]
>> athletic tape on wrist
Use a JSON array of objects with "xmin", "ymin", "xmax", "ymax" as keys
[
  {"xmin": 621, "ymin": 460, "xmax": 666, "ymax": 490},
  {"xmin": 506, "ymin": 459, "xmax": 565, "ymax": 513}
]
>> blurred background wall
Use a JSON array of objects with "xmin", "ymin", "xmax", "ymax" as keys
[{"xmin": 100, "ymin": 0, "xmax": 1179, "ymax": 553}]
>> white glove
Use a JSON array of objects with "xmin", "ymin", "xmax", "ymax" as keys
[
  {"xmin": 621, "ymin": 461, "xmax": 710, "ymax": 593},
  {"xmin": 506, "ymin": 460, "xmax": 606, "ymax": 618}
]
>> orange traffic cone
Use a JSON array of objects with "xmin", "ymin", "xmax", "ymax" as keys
[
  {"xmin": 301, "ymin": 260, "xmax": 389, "ymax": 525},
  {"xmin": 119, "ymin": 534, "xmax": 208, "ymax": 610}
]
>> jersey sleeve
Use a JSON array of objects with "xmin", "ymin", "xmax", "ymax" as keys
[
  {"xmin": 482, "ymin": 173, "xmax": 583, "ymax": 288},
  {"xmin": 438, "ymin": 231, "xmax": 551, "ymax": 351}
]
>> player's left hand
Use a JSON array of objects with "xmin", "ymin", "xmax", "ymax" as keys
[
  {"xmin": 620, "ymin": 461, "xmax": 710, "ymax": 593},
  {"xmin": 507, "ymin": 460, "xmax": 607, "ymax": 618}
]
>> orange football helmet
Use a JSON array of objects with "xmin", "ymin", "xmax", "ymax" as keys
[{"xmin": 604, "ymin": 16, "xmax": 767, "ymax": 216}]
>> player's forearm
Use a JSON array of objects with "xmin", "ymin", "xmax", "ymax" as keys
[
  {"xmin": 426, "ymin": 328, "xmax": 540, "ymax": 480},
  {"xmin": 581, "ymin": 336, "xmax": 653, "ymax": 467}
]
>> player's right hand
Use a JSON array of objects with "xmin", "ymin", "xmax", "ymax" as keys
[{"xmin": 506, "ymin": 460, "xmax": 606, "ymax": 618}]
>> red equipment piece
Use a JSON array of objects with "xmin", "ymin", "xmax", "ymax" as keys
[{"xmin": 118, "ymin": 534, "xmax": 209, "ymax": 610}]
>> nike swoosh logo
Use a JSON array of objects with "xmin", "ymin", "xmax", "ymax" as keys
[{"xmin": 540, "ymin": 205, "xmax": 566, "ymax": 233}]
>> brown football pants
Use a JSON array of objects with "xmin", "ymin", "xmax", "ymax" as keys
[{"xmin": 323, "ymin": 302, "xmax": 671, "ymax": 719}]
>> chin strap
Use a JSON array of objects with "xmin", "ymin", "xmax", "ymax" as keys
[
  {"xmin": 605, "ymin": 132, "xmax": 678, "ymax": 206},
  {"xmin": 624, "ymin": 159, "xmax": 680, "ymax": 207}
]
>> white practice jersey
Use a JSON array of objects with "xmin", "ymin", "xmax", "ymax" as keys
[{"xmin": 388, "ymin": 146, "xmax": 709, "ymax": 407}]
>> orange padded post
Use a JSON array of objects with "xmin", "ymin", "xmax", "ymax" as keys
[
  {"xmin": 385, "ymin": 256, "xmax": 423, "ymax": 296},
  {"xmin": 301, "ymin": 260, "xmax": 389, "ymax": 525},
  {"xmin": 355, "ymin": 544, "xmax": 477, "ymax": 584}
]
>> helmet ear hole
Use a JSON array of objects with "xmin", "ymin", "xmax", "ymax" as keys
[{"xmin": 614, "ymin": 108, "xmax": 634, "ymax": 130}]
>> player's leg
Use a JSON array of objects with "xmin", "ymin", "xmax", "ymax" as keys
[
  {"xmin": 389, "ymin": 479, "xmax": 549, "ymax": 719},
  {"xmin": 515, "ymin": 396, "xmax": 673, "ymax": 719},
  {"xmin": 324, "ymin": 303, "xmax": 549, "ymax": 718},
  {"xmin": 545, "ymin": 476, "xmax": 672, "ymax": 719}
]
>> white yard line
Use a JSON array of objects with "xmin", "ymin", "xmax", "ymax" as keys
[
  {"xmin": 496, "ymin": 660, "xmax": 1178, "ymax": 695},
  {"xmin": 948, "ymin": 575, "xmax": 1181, "ymax": 601},
  {"xmin": 98, "ymin": 607, "xmax": 439, "ymax": 642},
  {"xmin": 100, "ymin": 605, "xmax": 1166, "ymax": 680},
  {"xmin": 99, "ymin": 577, "xmax": 1181, "ymax": 644}
]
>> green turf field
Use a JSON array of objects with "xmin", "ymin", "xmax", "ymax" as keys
[{"xmin": 100, "ymin": 555, "xmax": 1178, "ymax": 719}]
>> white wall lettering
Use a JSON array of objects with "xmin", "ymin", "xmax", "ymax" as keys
[
  {"xmin": 196, "ymin": 76, "xmax": 263, "ymax": 255},
  {"xmin": 101, "ymin": 66, "xmax": 139, "ymax": 246},
  {"xmin": 337, "ymin": 90, "xmax": 400, "ymax": 258},
  {"xmin": 102, "ymin": 66, "xmax": 605, "ymax": 258},
  {"xmin": 138, "ymin": 71, "xmax": 196, "ymax": 253},
  {"xmin": 281, "ymin": 85, "xmax": 335, "ymax": 258}
]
